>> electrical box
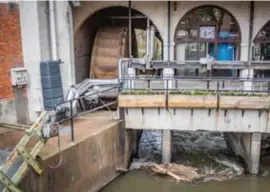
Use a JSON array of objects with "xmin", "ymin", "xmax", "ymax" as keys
[{"xmin": 10, "ymin": 67, "xmax": 28, "ymax": 87}]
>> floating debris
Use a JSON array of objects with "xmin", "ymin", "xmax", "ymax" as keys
[{"xmin": 143, "ymin": 163, "xmax": 237, "ymax": 183}]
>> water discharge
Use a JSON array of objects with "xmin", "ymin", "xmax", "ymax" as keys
[{"xmin": 101, "ymin": 131, "xmax": 270, "ymax": 192}]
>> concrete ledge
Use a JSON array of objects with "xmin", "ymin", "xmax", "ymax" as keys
[{"xmin": 124, "ymin": 108, "xmax": 270, "ymax": 132}]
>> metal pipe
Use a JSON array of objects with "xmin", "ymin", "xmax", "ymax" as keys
[
  {"xmin": 248, "ymin": 1, "xmax": 255, "ymax": 64},
  {"xmin": 102, "ymin": 16, "xmax": 147, "ymax": 19},
  {"xmin": 167, "ymin": 1, "xmax": 171, "ymax": 62},
  {"xmin": 128, "ymin": 1, "xmax": 132, "ymax": 58},
  {"xmin": 70, "ymin": 101, "xmax": 74, "ymax": 142},
  {"xmin": 49, "ymin": 0, "xmax": 58, "ymax": 60},
  {"xmin": 150, "ymin": 25, "xmax": 155, "ymax": 59},
  {"xmin": 248, "ymin": 1, "xmax": 255, "ymax": 78},
  {"xmin": 146, "ymin": 18, "xmax": 150, "ymax": 58}
]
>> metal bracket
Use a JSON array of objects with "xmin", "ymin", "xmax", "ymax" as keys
[
  {"xmin": 259, "ymin": 109, "xmax": 263, "ymax": 117},
  {"xmin": 242, "ymin": 109, "xmax": 245, "ymax": 117},
  {"xmin": 0, "ymin": 171, "xmax": 22, "ymax": 192},
  {"xmin": 17, "ymin": 147, "xmax": 43, "ymax": 175},
  {"xmin": 224, "ymin": 109, "xmax": 228, "ymax": 117}
]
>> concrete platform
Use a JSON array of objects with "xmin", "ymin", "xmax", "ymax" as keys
[{"xmin": 0, "ymin": 111, "xmax": 133, "ymax": 192}]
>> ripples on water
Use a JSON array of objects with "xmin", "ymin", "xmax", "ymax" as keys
[{"xmin": 133, "ymin": 130, "xmax": 245, "ymax": 177}]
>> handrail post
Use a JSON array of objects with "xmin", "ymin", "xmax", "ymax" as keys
[
  {"xmin": 268, "ymin": 81, "xmax": 270, "ymax": 95},
  {"xmin": 70, "ymin": 100, "xmax": 74, "ymax": 142},
  {"xmin": 217, "ymin": 81, "xmax": 220, "ymax": 94}
]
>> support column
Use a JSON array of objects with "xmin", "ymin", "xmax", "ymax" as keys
[
  {"xmin": 249, "ymin": 133, "xmax": 261, "ymax": 174},
  {"xmin": 162, "ymin": 130, "xmax": 172, "ymax": 164},
  {"xmin": 226, "ymin": 132, "xmax": 261, "ymax": 174},
  {"xmin": 19, "ymin": 1, "xmax": 44, "ymax": 122},
  {"xmin": 127, "ymin": 68, "xmax": 136, "ymax": 90}
]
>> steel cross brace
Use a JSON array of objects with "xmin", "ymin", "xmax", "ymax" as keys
[
  {"xmin": 0, "ymin": 171, "xmax": 22, "ymax": 192},
  {"xmin": 0, "ymin": 111, "xmax": 49, "ymax": 192},
  {"xmin": 16, "ymin": 146, "xmax": 43, "ymax": 175}
]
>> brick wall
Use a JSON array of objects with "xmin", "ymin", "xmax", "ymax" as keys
[{"xmin": 0, "ymin": 3, "xmax": 23, "ymax": 100}]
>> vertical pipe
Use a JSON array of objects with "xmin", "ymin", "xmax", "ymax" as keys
[
  {"xmin": 167, "ymin": 1, "xmax": 171, "ymax": 62},
  {"xmin": 146, "ymin": 18, "xmax": 150, "ymax": 57},
  {"xmin": 49, "ymin": 0, "xmax": 58, "ymax": 60},
  {"xmin": 70, "ymin": 100, "xmax": 74, "ymax": 142},
  {"xmin": 150, "ymin": 25, "xmax": 155, "ymax": 59},
  {"xmin": 128, "ymin": 1, "xmax": 132, "ymax": 58},
  {"xmin": 248, "ymin": 1, "xmax": 254, "ymax": 76}
]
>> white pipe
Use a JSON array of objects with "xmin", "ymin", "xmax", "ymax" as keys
[
  {"xmin": 150, "ymin": 25, "xmax": 155, "ymax": 59},
  {"xmin": 49, "ymin": 0, "xmax": 58, "ymax": 60}
]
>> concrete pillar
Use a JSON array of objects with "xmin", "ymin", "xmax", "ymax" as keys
[
  {"xmin": 162, "ymin": 130, "xmax": 171, "ymax": 164},
  {"xmin": 19, "ymin": 1, "xmax": 44, "ymax": 122},
  {"xmin": 162, "ymin": 40, "xmax": 175, "ymax": 89},
  {"xmin": 55, "ymin": 1, "xmax": 76, "ymax": 95},
  {"xmin": 127, "ymin": 68, "xmax": 136, "ymax": 90},
  {"xmin": 240, "ymin": 69, "xmax": 254, "ymax": 91},
  {"xmin": 163, "ymin": 68, "xmax": 174, "ymax": 90},
  {"xmin": 249, "ymin": 133, "xmax": 262, "ymax": 174},
  {"xmin": 226, "ymin": 132, "xmax": 261, "ymax": 174}
]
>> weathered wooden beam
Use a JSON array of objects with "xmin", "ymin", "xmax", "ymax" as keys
[
  {"xmin": 118, "ymin": 94, "xmax": 270, "ymax": 110},
  {"xmin": 118, "ymin": 95, "xmax": 166, "ymax": 108},
  {"xmin": 219, "ymin": 96, "xmax": 270, "ymax": 110},
  {"xmin": 168, "ymin": 95, "xmax": 217, "ymax": 108}
]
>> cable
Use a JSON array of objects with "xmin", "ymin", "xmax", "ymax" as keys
[{"xmin": 48, "ymin": 123, "xmax": 63, "ymax": 169}]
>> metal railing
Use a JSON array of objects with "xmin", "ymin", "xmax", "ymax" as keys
[
  {"xmin": 55, "ymin": 85, "xmax": 120, "ymax": 142},
  {"xmin": 120, "ymin": 76, "xmax": 270, "ymax": 94}
]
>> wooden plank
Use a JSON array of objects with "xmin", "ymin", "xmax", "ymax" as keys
[
  {"xmin": 219, "ymin": 96, "xmax": 270, "ymax": 110},
  {"xmin": 168, "ymin": 95, "xmax": 217, "ymax": 108},
  {"xmin": 118, "ymin": 95, "xmax": 166, "ymax": 108}
]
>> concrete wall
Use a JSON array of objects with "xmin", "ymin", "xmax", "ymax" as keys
[
  {"xmin": 124, "ymin": 108, "xmax": 270, "ymax": 133},
  {"xmin": 18, "ymin": 1, "xmax": 75, "ymax": 122},
  {"xmin": 15, "ymin": 121, "xmax": 132, "ymax": 192}
]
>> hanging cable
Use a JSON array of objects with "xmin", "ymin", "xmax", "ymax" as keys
[{"xmin": 48, "ymin": 123, "xmax": 63, "ymax": 169}]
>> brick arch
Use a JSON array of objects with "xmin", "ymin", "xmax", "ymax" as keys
[
  {"xmin": 173, "ymin": 4, "xmax": 242, "ymax": 42},
  {"xmin": 253, "ymin": 20, "xmax": 270, "ymax": 43},
  {"xmin": 73, "ymin": 2, "xmax": 164, "ymax": 41},
  {"xmin": 171, "ymin": 2, "xmax": 246, "ymax": 44}
]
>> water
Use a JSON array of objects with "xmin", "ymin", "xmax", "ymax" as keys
[
  {"xmin": 101, "ymin": 130, "xmax": 270, "ymax": 192},
  {"xmin": 101, "ymin": 170, "xmax": 270, "ymax": 192}
]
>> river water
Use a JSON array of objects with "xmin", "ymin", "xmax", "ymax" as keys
[{"xmin": 101, "ymin": 131, "xmax": 270, "ymax": 192}]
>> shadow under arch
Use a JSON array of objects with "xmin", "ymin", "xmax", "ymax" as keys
[
  {"xmin": 74, "ymin": 6, "xmax": 163, "ymax": 83},
  {"xmin": 253, "ymin": 20, "xmax": 270, "ymax": 77}
]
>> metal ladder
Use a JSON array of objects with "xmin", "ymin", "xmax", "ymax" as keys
[{"xmin": 0, "ymin": 111, "xmax": 50, "ymax": 192}]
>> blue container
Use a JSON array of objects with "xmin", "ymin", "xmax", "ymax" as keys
[
  {"xmin": 210, "ymin": 43, "xmax": 234, "ymax": 75},
  {"xmin": 40, "ymin": 60, "xmax": 64, "ymax": 110},
  {"xmin": 217, "ymin": 43, "xmax": 234, "ymax": 61}
]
